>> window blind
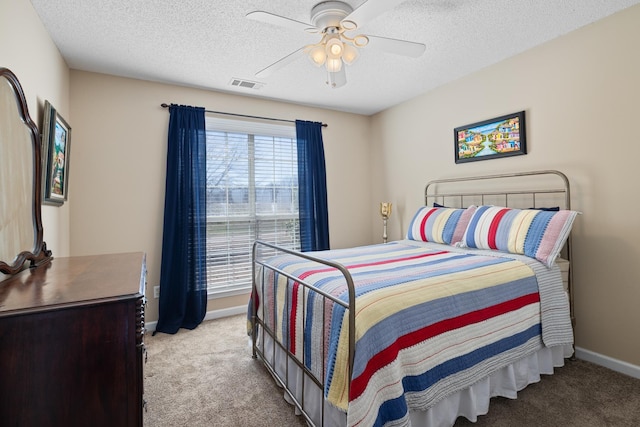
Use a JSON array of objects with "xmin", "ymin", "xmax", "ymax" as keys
[{"xmin": 205, "ymin": 117, "xmax": 300, "ymax": 296}]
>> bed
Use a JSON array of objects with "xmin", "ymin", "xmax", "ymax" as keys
[{"xmin": 249, "ymin": 170, "xmax": 578, "ymax": 427}]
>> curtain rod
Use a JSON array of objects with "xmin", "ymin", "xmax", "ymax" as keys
[{"xmin": 160, "ymin": 103, "xmax": 327, "ymax": 127}]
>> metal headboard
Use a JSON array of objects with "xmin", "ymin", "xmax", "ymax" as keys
[
  {"xmin": 424, "ymin": 169, "xmax": 575, "ymax": 329},
  {"xmin": 425, "ymin": 169, "xmax": 570, "ymax": 210}
]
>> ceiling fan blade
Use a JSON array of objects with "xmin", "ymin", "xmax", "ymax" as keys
[
  {"xmin": 343, "ymin": 0, "xmax": 407, "ymax": 29},
  {"xmin": 366, "ymin": 35, "xmax": 426, "ymax": 57},
  {"xmin": 256, "ymin": 47, "xmax": 306, "ymax": 78},
  {"xmin": 246, "ymin": 11, "xmax": 316, "ymax": 33}
]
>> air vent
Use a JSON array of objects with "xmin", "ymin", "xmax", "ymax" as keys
[{"xmin": 229, "ymin": 78, "xmax": 264, "ymax": 90}]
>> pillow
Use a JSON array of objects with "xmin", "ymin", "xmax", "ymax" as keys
[
  {"xmin": 461, "ymin": 205, "xmax": 579, "ymax": 267},
  {"xmin": 529, "ymin": 206, "xmax": 560, "ymax": 211},
  {"xmin": 407, "ymin": 205, "xmax": 477, "ymax": 245}
]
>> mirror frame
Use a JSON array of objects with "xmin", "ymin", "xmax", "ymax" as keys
[{"xmin": 0, "ymin": 67, "xmax": 52, "ymax": 275}]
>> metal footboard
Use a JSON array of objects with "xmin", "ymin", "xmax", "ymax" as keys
[{"xmin": 251, "ymin": 240, "xmax": 355, "ymax": 426}]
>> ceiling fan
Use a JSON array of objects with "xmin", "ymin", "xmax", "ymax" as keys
[{"xmin": 247, "ymin": 0, "xmax": 426, "ymax": 88}]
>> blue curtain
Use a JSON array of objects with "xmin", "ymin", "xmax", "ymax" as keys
[
  {"xmin": 296, "ymin": 120, "xmax": 330, "ymax": 252},
  {"xmin": 155, "ymin": 104, "xmax": 208, "ymax": 334}
]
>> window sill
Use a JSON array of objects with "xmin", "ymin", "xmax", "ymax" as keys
[{"xmin": 207, "ymin": 287, "xmax": 251, "ymax": 300}]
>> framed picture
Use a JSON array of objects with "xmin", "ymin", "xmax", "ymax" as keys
[
  {"xmin": 42, "ymin": 100, "xmax": 71, "ymax": 205},
  {"xmin": 454, "ymin": 111, "xmax": 526, "ymax": 164}
]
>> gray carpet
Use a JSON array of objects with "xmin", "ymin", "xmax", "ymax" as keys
[{"xmin": 144, "ymin": 315, "xmax": 640, "ymax": 426}]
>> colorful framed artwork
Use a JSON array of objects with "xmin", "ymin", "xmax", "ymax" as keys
[
  {"xmin": 454, "ymin": 111, "xmax": 526, "ymax": 164},
  {"xmin": 42, "ymin": 100, "xmax": 71, "ymax": 206}
]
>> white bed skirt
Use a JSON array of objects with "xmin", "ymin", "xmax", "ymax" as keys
[{"xmin": 257, "ymin": 333, "xmax": 573, "ymax": 427}]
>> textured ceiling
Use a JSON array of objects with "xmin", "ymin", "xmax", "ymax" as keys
[{"xmin": 29, "ymin": 0, "xmax": 640, "ymax": 115}]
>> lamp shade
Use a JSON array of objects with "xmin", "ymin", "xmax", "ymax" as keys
[
  {"xmin": 308, "ymin": 45, "xmax": 326, "ymax": 66},
  {"xmin": 342, "ymin": 43, "xmax": 359, "ymax": 65},
  {"xmin": 326, "ymin": 57, "xmax": 343, "ymax": 72}
]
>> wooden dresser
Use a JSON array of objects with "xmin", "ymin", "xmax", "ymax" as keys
[{"xmin": 0, "ymin": 252, "xmax": 146, "ymax": 427}]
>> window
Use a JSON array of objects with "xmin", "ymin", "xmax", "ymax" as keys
[{"xmin": 205, "ymin": 118, "xmax": 300, "ymax": 297}]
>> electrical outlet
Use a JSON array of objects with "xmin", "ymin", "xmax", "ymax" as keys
[{"xmin": 153, "ymin": 286, "xmax": 160, "ymax": 299}]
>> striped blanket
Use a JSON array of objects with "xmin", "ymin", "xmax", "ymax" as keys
[{"xmin": 252, "ymin": 240, "xmax": 572, "ymax": 427}]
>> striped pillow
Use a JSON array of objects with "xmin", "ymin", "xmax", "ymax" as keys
[
  {"xmin": 407, "ymin": 206, "xmax": 477, "ymax": 245},
  {"xmin": 461, "ymin": 205, "xmax": 579, "ymax": 267}
]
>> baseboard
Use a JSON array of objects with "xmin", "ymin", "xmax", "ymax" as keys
[
  {"xmin": 203, "ymin": 305, "xmax": 247, "ymax": 322},
  {"xmin": 575, "ymin": 346, "xmax": 640, "ymax": 379},
  {"xmin": 145, "ymin": 305, "xmax": 246, "ymax": 333}
]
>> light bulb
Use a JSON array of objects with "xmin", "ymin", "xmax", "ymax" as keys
[{"xmin": 325, "ymin": 37, "xmax": 344, "ymax": 60}]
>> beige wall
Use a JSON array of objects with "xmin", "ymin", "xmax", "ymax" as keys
[
  {"xmin": 1, "ymin": 0, "xmax": 71, "ymax": 258},
  {"xmin": 68, "ymin": 71, "xmax": 373, "ymax": 322},
  {"xmin": 371, "ymin": 5, "xmax": 640, "ymax": 366}
]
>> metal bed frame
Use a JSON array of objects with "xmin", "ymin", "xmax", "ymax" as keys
[{"xmin": 251, "ymin": 169, "xmax": 574, "ymax": 427}]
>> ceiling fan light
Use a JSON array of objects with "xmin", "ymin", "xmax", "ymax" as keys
[
  {"xmin": 342, "ymin": 44, "xmax": 359, "ymax": 65},
  {"xmin": 326, "ymin": 57, "xmax": 343, "ymax": 72},
  {"xmin": 325, "ymin": 37, "xmax": 343, "ymax": 59},
  {"xmin": 308, "ymin": 45, "xmax": 327, "ymax": 66}
]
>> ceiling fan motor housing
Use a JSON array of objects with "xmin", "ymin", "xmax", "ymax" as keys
[{"xmin": 310, "ymin": 1, "xmax": 353, "ymax": 29}]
